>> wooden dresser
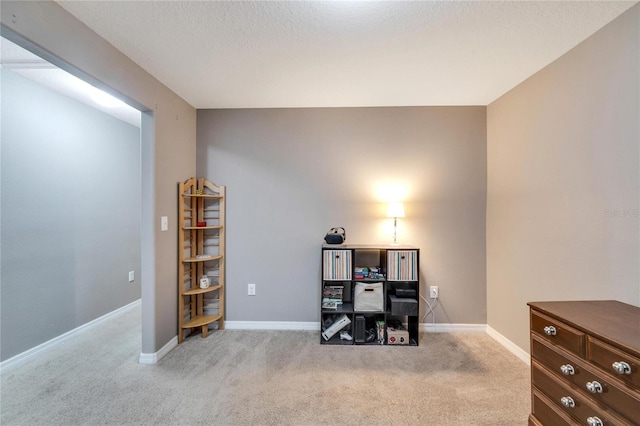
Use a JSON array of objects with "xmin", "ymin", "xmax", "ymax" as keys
[{"xmin": 528, "ymin": 301, "xmax": 640, "ymax": 426}]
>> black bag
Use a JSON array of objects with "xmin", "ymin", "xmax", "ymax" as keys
[{"xmin": 324, "ymin": 227, "xmax": 346, "ymax": 244}]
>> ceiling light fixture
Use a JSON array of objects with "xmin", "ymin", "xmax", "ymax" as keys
[{"xmin": 90, "ymin": 87, "xmax": 127, "ymax": 108}]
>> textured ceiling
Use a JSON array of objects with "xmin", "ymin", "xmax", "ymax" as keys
[{"xmin": 56, "ymin": 1, "xmax": 637, "ymax": 108}]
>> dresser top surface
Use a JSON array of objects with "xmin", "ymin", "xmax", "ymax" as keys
[{"xmin": 528, "ymin": 300, "xmax": 640, "ymax": 355}]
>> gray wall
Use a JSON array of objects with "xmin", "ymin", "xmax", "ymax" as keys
[
  {"xmin": 1, "ymin": 1, "xmax": 196, "ymax": 355},
  {"xmin": 197, "ymin": 107, "xmax": 487, "ymax": 324},
  {"xmin": 0, "ymin": 69, "xmax": 141, "ymax": 360},
  {"xmin": 5, "ymin": 1, "xmax": 636, "ymax": 360},
  {"xmin": 487, "ymin": 5, "xmax": 639, "ymax": 352}
]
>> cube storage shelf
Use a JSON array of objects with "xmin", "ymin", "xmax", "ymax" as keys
[
  {"xmin": 178, "ymin": 177, "xmax": 225, "ymax": 343},
  {"xmin": 321, "ymin": 244, "xmax": 419, "ymax": 346}
]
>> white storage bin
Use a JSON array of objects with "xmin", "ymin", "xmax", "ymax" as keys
[{"xmin": 354, "ymin": 282, "xmax": 383, "ymax": 312}]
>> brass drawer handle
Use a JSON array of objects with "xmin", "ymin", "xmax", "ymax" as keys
[
  {"xmin": 543, "ymin": 325, "xmax": 557, "ymax": 336},
  {"xmin": 612, "ymin": 361, "xmax": 631, "ymax": 375},
  {"xmin": 560, "ymin": 364, "xmax": 575, "ymax": 375},
  {"xmin": 587, "ymin": 416, "xmax": 603, "ymax": 426},
  {"xmin": 560, "ymin": 396, "xmax": 575, "ymax": 408},
  {"xmin": 586, "ymin": 381, "xmax": 603, "ymax": 394}
]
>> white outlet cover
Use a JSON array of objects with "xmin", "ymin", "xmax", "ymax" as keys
[{"xmin": 429, "ymin": 286, "xmax": 439, "ymax": 298}]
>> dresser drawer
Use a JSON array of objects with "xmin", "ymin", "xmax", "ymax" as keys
[
  {"xmin": 532, "ymin": 335, "xmax": 640, "ymax": 425},
  {"xmin": 528, "ymin": 301, "xmax": 640, "ymax": 426},
  {"xmin": 531, "ymin": 388, "xmax": 577, "ymax": 426},
  {"xmin": 532, "ymin": 335, "xmax": 587, "ymax": 386},
  {"xmin": 531, "ymin": 310, "xmax": 585, "ymax": 357},
  {"xmin": 532, "ymin": 360, "xmax": 631, "ymax": 426},
  {"xmin": 588, "ymin": 336, "xmax": 640, "ymax": 391}
]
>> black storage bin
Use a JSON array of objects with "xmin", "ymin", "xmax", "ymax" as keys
[{"xmin": 388, "ymin": 295, "xmax": 418, "ymax": 316}]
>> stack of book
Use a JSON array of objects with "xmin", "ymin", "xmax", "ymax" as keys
[
  {"xmin": 354, "ymin": 267, "xmax": 368, "ymax": 280},
  {"xmin": 354, "ymin": 266, "xmax": 385, "ymax": 280},
  {"xmin": 322, "ymin": 285, "xmax": 344, "ymax": 310}
]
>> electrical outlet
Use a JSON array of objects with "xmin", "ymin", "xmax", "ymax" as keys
[
  {"xmin": 128, "ymin": 271, "xmax": 135, "ymax": 282},
  {"xmin": 429, "ymin": 286, "xmax": 439, "ymax": 299},
  {"xmin": 248, "ymin": 283, "xmax": 256, "ymax": 296}
]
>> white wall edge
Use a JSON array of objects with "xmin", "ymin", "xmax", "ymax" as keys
[
  {"xmin": 225, "ymin": 321, "xmax": 321, "ymax": 330},
  {"xmin": 139, "ymin": 335, "xmax": 178, "ymax": 365},
  {"xmin": 0, "ymin": 299, "xmax": 141, "ymax": 373},
  {"xmin": 420, "ymin": 323, "xmax": 487, "ymax": 333},
  {"xmin": 486, "ymin": 325, "xmax": 530, "ymax": 365}
]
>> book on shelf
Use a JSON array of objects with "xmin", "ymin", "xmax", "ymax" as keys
[
  {"xmin": 322, "ymin": 284, "xmax": 343, "ymax": 310},
  {"xmin": 322, "ymin": 285, "xmax": 343, "ymax": 298},
  {"xmin": 322, "ymin": 299, "xmax": 341, "ymax": 310},
  {"xmin": 354, "ymin": 266, "xmax": 385, "ymax": 280}
]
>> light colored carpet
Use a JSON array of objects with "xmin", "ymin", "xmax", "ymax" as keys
[{"xmin": 0, "ymin": 304, "xmax": 530, "ymax": 425}]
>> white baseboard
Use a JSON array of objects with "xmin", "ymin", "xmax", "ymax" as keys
[
  {"xmin": 486, "ymin": 325, "xmax": 530, "ymax": 365},
  {"xmin": 420, "ymin": 323, "xmax": 487, "ymax": 333},
  {"xmin": 1, "ymin": 311, "xmax": 530, "ymax": 370},
  {"xmin": 139, "ymin": 336, "xmax": 178, "ymax": 365},
  {"xmin": 224, "ymin": 321, "xmax": 484, "ymax": 334},
  {"xmin": 225, "ymin": 321, "xmax": 321, "ymax": 330},
  {"xmin": 421, "ymin": 323, "xmax": 529, "ymax": 365},
  {"xmin": 0, "ymin": 299, "xmax": 141, "ymax": 373},
  {"xmin": 487, "ymin": 325, "xmax": 531, "ymax": 365},
  {"xmin": 224, "ymin": 322, "xmax": 490, "ymax": 337}
]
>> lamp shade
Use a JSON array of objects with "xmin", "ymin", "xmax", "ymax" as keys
[{"xmin": 386, "ymin": 202, "xmax": 405, "ymax": 218}]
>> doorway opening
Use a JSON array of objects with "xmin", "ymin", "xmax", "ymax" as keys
[{"xmin": 0, "ymin": 36, "xmax": 149, "ymax": 367}]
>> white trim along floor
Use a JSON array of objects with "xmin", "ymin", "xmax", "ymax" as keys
[{"xmin": 1, "ymin": 307, "xmax": 529, "ymax": 368}]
